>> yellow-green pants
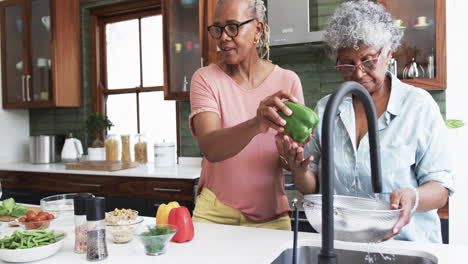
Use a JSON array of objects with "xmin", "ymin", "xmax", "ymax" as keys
[{"xmin": 192, "ymin": 187, "xmax": 291, "ymax": 231}]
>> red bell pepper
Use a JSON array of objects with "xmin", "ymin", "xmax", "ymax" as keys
[{"xmin": 168, "ymin": 206, "xmax": 194, "ymax": 243}]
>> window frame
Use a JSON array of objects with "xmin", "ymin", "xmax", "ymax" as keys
[{"xmin": 90, "ymin": 0, "xmax": 180, "ymax": 155}]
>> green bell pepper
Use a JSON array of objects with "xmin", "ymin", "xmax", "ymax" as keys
[{"xmin": 277, "ymin": 101, "xmax": 320, "ymax": 143}]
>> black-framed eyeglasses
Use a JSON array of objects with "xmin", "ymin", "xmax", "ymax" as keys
[
  {"xmin": 335, "ymin": 50, "xmax": 382, "ymax": 77},
  {"xmin": 207, "ymin": 18, "xmax": 256, "ymax": 39}
]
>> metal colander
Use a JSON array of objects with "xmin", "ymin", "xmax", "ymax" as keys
[{"xmin": 303, "ymin": 194, "xmax": 402, "ymax": 243}]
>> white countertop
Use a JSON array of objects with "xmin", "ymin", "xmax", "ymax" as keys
[
  {"xmin": 0, "ymin": 161, "xmax": 201, "ymax": 180},
  {"xmin": 0, "ymin": 217, "xmax": 465, "ymax": 264}
]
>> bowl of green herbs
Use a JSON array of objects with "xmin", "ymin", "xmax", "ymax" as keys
[{"xmin": 134, "ymin": 224, "xmax": 177, "ymax": 256}]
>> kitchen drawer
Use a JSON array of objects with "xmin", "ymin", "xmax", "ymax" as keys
[
  {"xmin": 0, "ymin": 171, "xmax": 111, "ymax": 195},
  {"xmin": 114, "ymin": 178, "xmax": 194, "ymax": 201}
]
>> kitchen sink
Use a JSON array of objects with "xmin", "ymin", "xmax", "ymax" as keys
[{"xmin": 271, "ymin": 245, "xmax": 437, "ymax": 264}]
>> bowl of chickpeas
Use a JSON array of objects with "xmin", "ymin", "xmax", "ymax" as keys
[{"xmin": 105, "ymin": 208, "xmax": 143, "ymax": 244}]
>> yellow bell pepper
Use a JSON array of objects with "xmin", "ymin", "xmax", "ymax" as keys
[{"xmin": 155, "ymin": 201, "xmax": 180, "ymax": 225}]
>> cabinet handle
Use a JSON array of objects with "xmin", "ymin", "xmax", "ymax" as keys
[
  {"xmin": 153, "ymin": 187, "xmax": 181, "ymax": 193},
  {"xmin": 200, "ymin": 57, "xmax": 204, "ymax": 67},
  {"xmin": 65, "ymin": 182, "xmax": 103, "ymax": 188},
  {"xmin": 21, "ymin": 75, "xmax": 26, "ymax": 102},
  {"xmin": 0, "ymin": 178, "xmax": 17, "ymax": 183},
  {"xmin": 26, "ymin": 75, "xmax": 31, "ymax": 101}
]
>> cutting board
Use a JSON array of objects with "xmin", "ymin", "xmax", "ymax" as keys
[
  {"xmin": 65, "ymin": 161, "xmax": 139, "ymax": 171},
  {"xmin": 0, "ymin": 206, "xmax": 41, "ymax": 222}
]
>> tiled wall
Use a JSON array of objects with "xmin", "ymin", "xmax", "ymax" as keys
[{"xmin": 29, "ymin": 1, "xmax": 446, "ymax": 157}]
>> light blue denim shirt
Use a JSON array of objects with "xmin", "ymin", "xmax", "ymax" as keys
[{"xmin": 305, "ymin": 73, "xmax": 455, "ymax": 243}]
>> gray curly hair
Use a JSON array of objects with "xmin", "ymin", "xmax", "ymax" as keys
[
  {"xmin": 216, "ymin": 0, "xmax": 271, "ymax": 61},
  {"xmin": 323, "ymin": 0, "xmax": 403, "ymax": 60}
]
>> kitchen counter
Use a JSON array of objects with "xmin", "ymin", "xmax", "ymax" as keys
[
  {"xmin": 0, "ymin": 161, "xmax": 201, "ymax": 180},
  {"xmin": 0, "ymin": 217, "xmax": 465, "ymax": 264}
]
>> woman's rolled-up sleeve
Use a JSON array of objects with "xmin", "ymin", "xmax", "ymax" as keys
[
  {"xmin": 415, "ymin": 101, "xmax": 456, "ymax": 195},
  {"xmin": 189, "ymin": 69, "xmax": 220, "ymax": 137}
]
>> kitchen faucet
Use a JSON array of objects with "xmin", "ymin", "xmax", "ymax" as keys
[{"xmin": 318, "ymin": 81, "xmax": 383, "ymax": 264}]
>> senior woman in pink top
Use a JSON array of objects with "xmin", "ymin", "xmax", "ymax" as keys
[{"xmin": 189, "ymin": 0, "xmax": 304, "ymax": 230}]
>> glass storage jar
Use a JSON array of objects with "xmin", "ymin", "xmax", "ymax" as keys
[
  {"xmin": 105, "ymin": 134, "xmax": 120, "ymax": 161},
  {"xmin": 120, "ymin": 134, "xmax": 132, "ymax": 162},
  {"xmin": 134, "ymin": 134, "xmax": 148, "ymax": 164}
]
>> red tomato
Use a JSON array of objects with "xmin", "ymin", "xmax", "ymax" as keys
[
  {"xmin": 46, "ymin": 214, "xmax": 55, "ymax": 220},
  {"xmin": 29, "ymin": 216, "xmax": 40, "ymax": 222},
  {"xmin": 26, "ymin": 210, "xmax": 36, "ymax": 219},
  {"xmin": 36, "ymin": 215, "xmax": 47, "ymax": 221},
  {"xmin": 37, "ymin": 211, "xmax": 48, "ymax": 217},
  {"xmin": 25, "ymin": 223, "xmax": 36, "ymax": 230},
  {"xmin": 18, "ymin": 217, "xmax": 26, "ymax": 223}
]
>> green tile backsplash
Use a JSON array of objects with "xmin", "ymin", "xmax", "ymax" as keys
[{"xmin": 28, "ymin": 2, "xmax": 446, "ymax": 157}]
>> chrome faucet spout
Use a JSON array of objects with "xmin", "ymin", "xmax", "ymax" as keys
[{"xmin": 318, "ymin": 81, "xmax": 382, "ymax": 264}]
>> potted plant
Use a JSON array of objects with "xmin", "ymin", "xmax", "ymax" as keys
[{"xmin": 85, "ymin": 112, "xmax": 113, "ymax": 160}]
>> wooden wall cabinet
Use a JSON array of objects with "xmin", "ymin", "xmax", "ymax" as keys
[
  {"xmin": 162, "ymin": 0, "xmax": 222, "ymax": 100},
  {"xmin": 0, "ymin": 0, "xmax": 80, "ymax": 109},
  {"xmin": 377, "ymin": 0, "xmax": 446, "ymax": 90}
]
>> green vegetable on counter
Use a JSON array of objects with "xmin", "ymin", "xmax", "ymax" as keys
[
  {"xmin": 445, "ymin": 119, "xmax": 464, "ymax": 129},
  {"xmin": 277, "ymin": 101, "xmax": 320, "ymax": 144},
  {"xmin": 141, "ymin": 226, "xmax": 174, "ymax": 236},
  {"xmin": 0, "ymin": 227, "xmax": 64, "ymax": 249},
  {"xmin": 0, "ymin": 198, "xmax": 27, "ymax": 218},
  {"xmin": 140, "ymin": 226, "xmax": 175, "ymax": 254}
]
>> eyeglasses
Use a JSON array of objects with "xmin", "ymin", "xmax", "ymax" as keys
[
  {"xmin": 335, "ymin": 51, "xmax": 382, "ymax": 77},
  {"xmin": 207, "ymin": 18, "xmax": 256, "ymax": 39}
]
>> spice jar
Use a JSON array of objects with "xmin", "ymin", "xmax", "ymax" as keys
[
  {"xmin": 121, "ymin": 134, "xmax": 131, "ymax": 162},
  {"xmin": 134, "ymin": 134, "xmax": 148, "ymax": 164},
  {"xmin": 105, "ymin": 134, "xmax": 120, "ymax": 161},
  {"xmin": 74, "ymin": 193, "xmax": 93, "ymax": 254},
  {"xmin": 86, "ymin": 197, "xmax": 108, "ymax": 261}
]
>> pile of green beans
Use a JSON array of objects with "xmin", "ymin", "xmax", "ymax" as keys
[{"xmin": 0, "ymin": 228, "xmax": 64, "ymax": 249}]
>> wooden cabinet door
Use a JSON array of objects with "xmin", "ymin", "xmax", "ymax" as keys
[
  {"xmin": 162, "ymin": 0, "xmax": 201, "ymax": 100},
  {"xmin": 201, "ymin": 0, "xmax": 223, "ymax": 66},
  {"xmin": 377, "ymin": 0, "xmax": 446, "ymax": 90},
  {"xmin": 161, "ymin": 0, "xmax": 221, "ymax": 101},
  {"xmin": 1, "ymin": 0, "xmax": 29, "ymax": 107},
  {"xmin": 1, "ymin": 0, "xmax": 80, "ymax": 109}
]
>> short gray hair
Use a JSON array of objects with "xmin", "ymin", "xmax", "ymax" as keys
[
  {"xmin": 323, "ymin": 0, "xmax": 403, "ymax": 60},
  {"xmin": 216, "ymin": 0, "xmax": 271, "ymax": 61}
]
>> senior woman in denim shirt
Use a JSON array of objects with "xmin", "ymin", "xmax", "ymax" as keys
[{"xmin": 277, "ymin": 0, "xmax": 455, "ymax": 243}]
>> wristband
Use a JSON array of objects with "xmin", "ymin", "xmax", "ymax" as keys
[{"xmin": 410, "ymin": 187, "xmax": 419, "ymax": 214}]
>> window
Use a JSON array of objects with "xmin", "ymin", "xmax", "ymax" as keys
[{"xmin": 92, "ymin": 2, "xmax": 177, "ymax": 160}]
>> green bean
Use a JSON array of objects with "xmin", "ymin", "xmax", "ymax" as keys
[{"xmin": 0, "ymin": 229, "xmax": 64, "ymax": 250}]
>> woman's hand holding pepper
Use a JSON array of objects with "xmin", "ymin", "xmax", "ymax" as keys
[
  {"xmin": 254, "ymin": 91, "xmax": 298, "ymax": 134},
  {"xmin": 276, "ymin": 133, "xmax": 313, "ymax": 174}
]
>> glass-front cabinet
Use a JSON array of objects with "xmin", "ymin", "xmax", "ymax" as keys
[
  {"xmin": 162, "ymin": 0, "xmax": 222, "ymax": 100},
  {"xmin": 0, "ymin": 0, "xmax": 80, "ymax": 109},
  {"xmin": 2, "ymin": 0, "xmax": 26, "ymax": 105},
  {"xmin": 377, "ymin": 0, "xmax": 446, "ymax": 90}
]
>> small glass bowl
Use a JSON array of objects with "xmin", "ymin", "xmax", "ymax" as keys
[
  {"xmin": 134, "ymin": 224, "xmax": 178, "ymax": 256},
  {"xmin": 106, "ymin": 216, "xmax": 144, "ymax": 244},
  {"xmin": 40, "ymin": 193, "xmax": 94, "ymax": 219},
  {"xmin": 15, "ymin": 216, "xmax": 57, "ymax": 230}
]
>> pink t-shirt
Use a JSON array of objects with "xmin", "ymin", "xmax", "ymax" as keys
[{"xmin": 189, "ymin": 63, "xmax": 304, "ymax": 222}]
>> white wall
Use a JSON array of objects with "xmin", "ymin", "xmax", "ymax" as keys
[
  {"xmin": 0, "ymin": 0, "xmax": 30, "ymax": 163},
  {"xmin": 446, "ymin": 0, "xmax": 468, "ymax": 245}
]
